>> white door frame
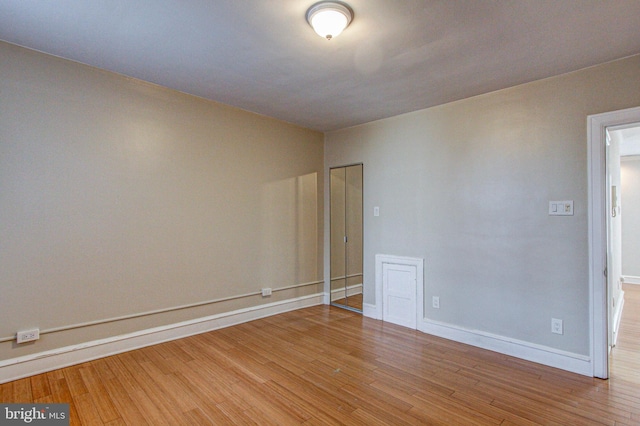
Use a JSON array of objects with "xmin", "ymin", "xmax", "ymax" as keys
[{"xmin": 588, "ymin": 106, "xmax": 640, "ymax": 378}]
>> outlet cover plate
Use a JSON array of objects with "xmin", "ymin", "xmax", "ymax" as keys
[
  {"xmin": 551, "ymin": 318, "xmax": 563, "ymax": 335},
  {"xmin": 17, "ymin": 328, "xmax": 40, "ymax": 343}
]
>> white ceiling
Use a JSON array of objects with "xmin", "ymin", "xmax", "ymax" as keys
[{"xmin": 1, "ymin": 1, "xmax": 640, "ymax": 132}]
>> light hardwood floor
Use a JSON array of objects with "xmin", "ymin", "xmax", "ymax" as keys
[{"xmin": 2, "ymin": 291, "xmax": 640, "ymax": 425}]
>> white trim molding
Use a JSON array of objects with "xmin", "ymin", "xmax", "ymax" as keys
[
  {"xmin": 419, "ymin": 319, "xmax": 592, "ymax": 376},
  {"xmin": 0, "ymin": 293, "xmax": 323, "ymax": 384},
  {"xmin": 0, "ymin": 280, "xmax": 323, "ymax": 344},
  {"xmin": 588, "ymin": 105, "xmax": 640, "ymax": 379},
  {"xmin": 363, "ymin": 303, "xmax": 592, "ymax": 375},
  {"xmin": 622, "ymin": 275, "xmax": 640, "ymax": 285},
  {"xmin": 362, "ymin": 303, "xmax": 377, "ymax": 319}
]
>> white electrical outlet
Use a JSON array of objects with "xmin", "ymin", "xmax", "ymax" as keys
[
  {"xmin": 551, "ymin": 318, "xmax": 563, "ymax": 335},
  {"xmin": 261, "ymin": 288, "xmax": 272, "ymax": 297},
  {"xmin": 432, "ymin": 296, "xmax": 440, "ymax": 309},
  {"xmin": 17, "ymin": 328, "xmax": 40, "ymax": 344}
]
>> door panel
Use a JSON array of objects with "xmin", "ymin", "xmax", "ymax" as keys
[{"xmin": 383, "ymin": 263, "xmax": 417, "ymax": 329}]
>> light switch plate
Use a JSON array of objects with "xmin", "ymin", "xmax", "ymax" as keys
[{"xmin": 549, "ymin": 200, "xmax": 573, "ymax": 216}]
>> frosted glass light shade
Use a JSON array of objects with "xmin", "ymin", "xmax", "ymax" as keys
[{"xmin": 306, "ymin": 2, "xmax": 353, "ymax": 40}]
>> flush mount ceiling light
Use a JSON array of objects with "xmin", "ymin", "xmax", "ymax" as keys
[{"xmin": 306, "ymin": 1, "xmax": 353, "ymax": 40}]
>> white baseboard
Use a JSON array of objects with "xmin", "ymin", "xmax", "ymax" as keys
[
  {"xmin": 357, "ymin": 303, "xmax": 590, "ymax": 375},
  {"xmin": 0, "ymin": 293, "xmax": 323, "ymax": 384},
  {"xmin": 622, "ymin": 275, "xmax": 640, "ymax": 285},
  {"xmin": 418, "ymin": 319, "xmax": 592, "ymax": 376},
  {"xmin": 363, "ymin": 303, "xmax": 379, "ymax": 320},
  {"xmin": 344, "ymin": 296, "xmax": 594, "ymax": 376}
]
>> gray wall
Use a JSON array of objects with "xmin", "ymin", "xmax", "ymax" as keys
[
  {"xmin": 622, "ymin": 156, "xmax": 640, "ymax": 278},
  {"xmin": 325, "ymin": 55, "xmax": 640, "ymax": 356},
  {"xmin": 0, "ymin": 41, "xmax": 324, "ymax": 361}
]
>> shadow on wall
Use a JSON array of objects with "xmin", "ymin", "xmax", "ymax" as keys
[{"xmin": 259, "ymin": 172, "xmax": 319, "ymax": 288}]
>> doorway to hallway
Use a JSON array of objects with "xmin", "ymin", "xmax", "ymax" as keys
[
  {"xmin": 588, "ymin": 106, "xmax": 640, "ymax": 379},
  {"xmin": 607, "ymin": 124, "xmax": 640, "ymax": 382}
]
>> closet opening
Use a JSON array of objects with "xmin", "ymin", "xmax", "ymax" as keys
[{"xmin": 330, "ymin": 164, "xmax": 363, "ymax": 313}]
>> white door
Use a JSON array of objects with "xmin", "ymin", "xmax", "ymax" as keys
[
  {"xmin": 382, "ymin": 262, "xmax": 417, "ymax": 329},
  {"xmin": 606, "ymin": 129, "xmax": 623, "ymax": 348}
]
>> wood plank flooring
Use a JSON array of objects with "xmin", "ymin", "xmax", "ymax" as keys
[{"xmin": 2, "ymin": 291, "xmax": 640, "ymax": 425}]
